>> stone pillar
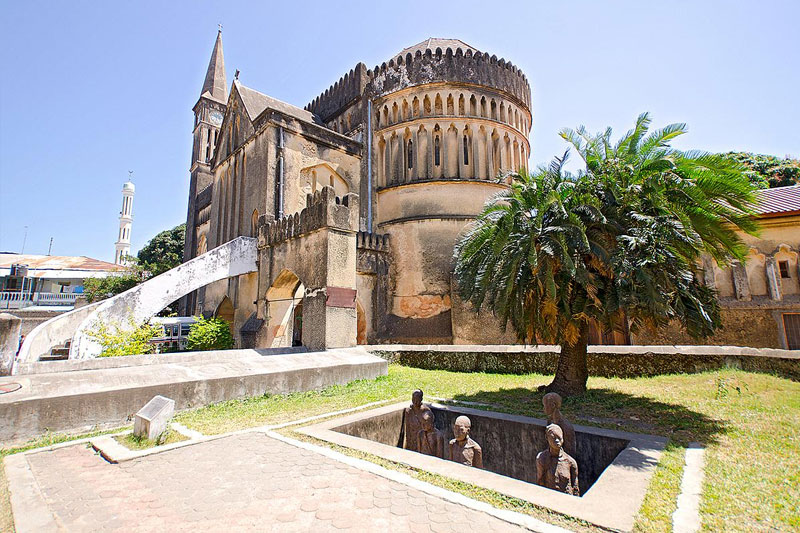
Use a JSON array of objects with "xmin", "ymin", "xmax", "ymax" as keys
[
  {"xmin": 765, "ymin": 256, "xmax": 782, "ymax": 301},
  {"xmin": 486, "ymin": 130, "xmax": 494, "ymax": 180},
  {"xmin": 426, "ymin": 128, "xmax": 434, "ymax": 179},
  {"xmin": 702, "ymin": 256, "xmax": 716, "ymax": 289},
  {"xmin": 411, "ymin": 129, "xmax": 419, "ymax": 181},
  {"xmin": 731, "ymin": 261, "xmax": 751, "ymax": 301},
  {"xmin": 0, "ymin": 313, "xmax": 21, "ymax": 376}
]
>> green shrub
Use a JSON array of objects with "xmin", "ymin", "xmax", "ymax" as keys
[
  {"xmin": 186, "ymin": 316, "xmax": 234, "ymax": 351},
  {"xmin": 84, "ymin": 317, "xmax": 162, "ymax": 357}
]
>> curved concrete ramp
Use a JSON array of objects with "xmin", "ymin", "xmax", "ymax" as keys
[
  {"xmin": 71, "ymin": 237, "xmax": 258, "ymax": 359},
  {"xmin": 14, "ymin": 301, "xmax": 103, "ymax": 370}
]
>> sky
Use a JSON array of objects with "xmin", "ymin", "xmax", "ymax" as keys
[{"xmin": 0, "ymin": 0, "xmax": 798, "ymax": 262}]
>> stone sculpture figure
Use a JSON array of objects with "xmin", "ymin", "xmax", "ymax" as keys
[
  {"xmin": 536, "ymin": 424, "xmax": 579, "ymax": 496},
  {"xmin": 403, "ymin": 389, "xmax": 432, "ymax": 452},
  {"xmin": 542, "ymin": 392, "xmax": 576, "ymax": 458},
  {"xmin": 449, "ymin": 415, "xmax": 483, "ymax": 468},
  {"xmin": 417, "ymin": 410, "xmax": 445, "ymax": 459}
]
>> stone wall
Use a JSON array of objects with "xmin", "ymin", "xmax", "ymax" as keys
[
  {"xmin": 370, "ymin": 345, "xmax": 800, "ymax": 381},
  {"xmin": 631, "ymin": 306, "xmax": 799, "ymax": 349}
]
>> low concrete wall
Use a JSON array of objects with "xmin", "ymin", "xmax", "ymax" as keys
[
  {"xmin": 1, "ymin": 313, "xmax": 22, "ymax": 376},
  {"xmin": 368, "ymin": 344, "xmax": 800, "ymax": 381},
  {"xmin": 0, "ymin": 348, "xmax": 387, "ymax": 444},
  {"xmin": 333, "ymin": 403, "xmax": 629, "ymax": 492},
  {"xmin": 15, "ymin": 346, "xmax": 309, "ymax": 375}
]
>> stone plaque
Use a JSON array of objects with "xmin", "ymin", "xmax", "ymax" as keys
[
  {"xmin": 326, "ymin": 286, "xmax": 357, "ymax": 308},
  {"xmin": 133, "ymin": 395, "xmax": 175, "ymax": 440}
]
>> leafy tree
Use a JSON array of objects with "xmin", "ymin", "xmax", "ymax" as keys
[
  {"xmin": 726, "ymin": 152, "xmax": 800, "ymax": 189},
  {"xmin": 186, "ymin": 316, "xmax": 234, "ymax": 351},
  {"xmin": 84, "ymin": 317, "xmax": 162, "ymax": 357},
  {"xmin": 82, "ymin": 223, "xmax": 185, "ymax": 305},
  {"xmin": 83, "ymin": 269, "xmax": 142, "ymax": 303},
  {"xmin": 455, "ymin": 113, "xmax": 758, "ymax": 396},
  {"xmin": 137, "ymin": 223, "xmax": 186, "ymax": 277}
]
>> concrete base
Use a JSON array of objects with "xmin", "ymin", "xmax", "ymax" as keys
[
  {"xmin": 300, "ymin": 402, "xmax": 667, "ymax": 532},
  {"xmin": 0, "ymin": 347, "xmax": 387, "ymax": 444}
]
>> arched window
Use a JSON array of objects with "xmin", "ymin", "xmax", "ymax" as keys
[
  {"xmin": 407, "ymin": 140, "xmax": 413, "ymax": 169},
  {"xmin": 251, "ymin": 209, "xmax": 259, "ymax": 237},
  {"xmin": 463, "ymin": 136, "xmax": 469, "ymax": 165},
  {"xmin": 434, "ymin": 137, "xmax": 441, "ymax": 166}
]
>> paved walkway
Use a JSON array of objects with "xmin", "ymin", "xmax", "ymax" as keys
[{"xmin": 13, "ymin": 432, "xmax": 527, "ymax": 532}]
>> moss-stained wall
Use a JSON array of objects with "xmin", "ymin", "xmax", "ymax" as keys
[{"xmin": 631, "ymin": 307, "xmax": 796, "ymax": 349}]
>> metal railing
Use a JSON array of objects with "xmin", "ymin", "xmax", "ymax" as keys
[{"xmin": 0, "ymin": 291, "xmax": 80, "ymax": 309}]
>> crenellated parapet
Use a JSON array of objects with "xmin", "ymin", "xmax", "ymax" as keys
[
  {"xmin": 304, "ymin": 63, "xmax": 370, "ymax": 123},
  {"xmin": 366, "ymin": 47, "xmax": 530, "ymax": 108},
  {"xmin": 357, "ymin": 231, "xmax": 389, "ymax": 252},
  {"xmin": 258, "ymin": 186, "xmax": 359, "ymax": 248},
  {"xmin": 304, "ymin": 44, "xmax": 532, "ymax": 129}
]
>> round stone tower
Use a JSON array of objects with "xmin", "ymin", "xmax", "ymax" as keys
[{"xmin": 366, "ymin": 39, "xmax": 532, "ymax": 341}]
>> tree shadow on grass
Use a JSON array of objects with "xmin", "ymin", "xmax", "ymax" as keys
[{"xmin": 447, "ymin": 386, "xmax": 728, "ymax": 447}]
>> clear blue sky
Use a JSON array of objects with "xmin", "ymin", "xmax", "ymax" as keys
[{"xmin": 1, "ymin": 0, "xmax": 797, "ymax": 262}]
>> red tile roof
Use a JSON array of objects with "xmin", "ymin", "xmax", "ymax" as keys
[
  {"xmin": 0, "ymin": 254, "xmax": 123, "ymax": 271},
  {"xmin": 752, "ymin": 184, "xmax": 800, "ymax": 217}
]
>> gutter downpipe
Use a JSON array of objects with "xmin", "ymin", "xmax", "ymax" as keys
[
  {"xmin": 277, "ymin": 126, "xmax": 285, "ymax": 219},
  {"xmin": 367, "ymin": 99, "xmax": 373, "ymax": 233}
]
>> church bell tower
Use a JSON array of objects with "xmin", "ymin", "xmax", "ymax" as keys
[{"xmin": 181, "ymin": 29, "xmax": 228, "ymax": 314}]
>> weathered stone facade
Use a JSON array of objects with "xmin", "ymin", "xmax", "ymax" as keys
[
  {"xmin": 633, "ymin": 207, "xmax": 800, "ymax": 349},
  {"xmin": 181, "ymin": 36, "xmax": 533, "ymax": 348},
  {"xmin": 181, "ymin": 33, "xmax": 800, "ymax": 351}
]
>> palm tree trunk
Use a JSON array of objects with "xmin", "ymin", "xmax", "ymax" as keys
[{"xmin": 546, "ymin": 326, "xmax": 589, "ymax": 396}]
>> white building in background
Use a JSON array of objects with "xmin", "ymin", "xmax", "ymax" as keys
[
  {"xmin": 0, "ymin": 254, "xmax": 124, "ymax": 310},
  {"xmin": 114, "ymin": 179, "xmax": 135, "ymax": 264}
]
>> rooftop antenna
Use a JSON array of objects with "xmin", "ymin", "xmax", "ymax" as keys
[
  {"xmin": 47, "ymin": 237, "xmax": 53, "ymax": 256},
  {"xmin": 20, "ymin": 226, "xmax": 28, "ymax": 255}
]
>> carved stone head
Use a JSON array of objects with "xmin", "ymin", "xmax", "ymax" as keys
[
  {"xmin": 453, "ymin": 415, "xmax": 471, "ymax": 442},
  {"xmin": 411, "ymin": 389, "xmax": 424, "ymax": 408},
  {"xmin": 421, "ymin": 410, "xmax": 434, "ymax": 431},
  {"xmin": 542, "ymin": 392, "xmax": 562, "ymax": 418},
  {"xmin": 545, "ymin": 423, "xmax": 564, "ymax": 452}
]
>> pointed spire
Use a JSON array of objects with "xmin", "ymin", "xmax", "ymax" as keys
[{"xmin": 200, "ymin": 29, "xmax": 227, "ymax": 103}]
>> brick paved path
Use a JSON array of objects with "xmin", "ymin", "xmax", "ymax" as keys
[{"xmin": 23, "ymin": 433, "xmax": 527, "ymax": 532}]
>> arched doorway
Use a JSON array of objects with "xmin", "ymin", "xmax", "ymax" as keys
[
  {"xmin": 266, "ymin": 269, "xmax": 305, "ymax": 348},
  {"xmin": 215, "ymin": 296, "xmax": 234, "ymax": 335},
  {"xmin": 356, "ymin": 301, "xmax": 367, "ymax": 345}
]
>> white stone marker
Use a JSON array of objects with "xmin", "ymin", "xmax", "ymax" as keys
[{"xmin": 133, "ymin": 395, "xmax": 175, "ymax": 440}]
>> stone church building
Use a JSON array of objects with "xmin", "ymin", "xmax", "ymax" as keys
[
  {"xmin": 180, "ymin": 32, "xmax": 800, "ymax": 350},
  {"xmin": 181, "ymin": 33, "xmax": 532, "ymax": 348}
]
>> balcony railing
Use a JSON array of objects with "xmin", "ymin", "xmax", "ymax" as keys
[{"xmin": 0, "ymin": 291, "xmax": 80, "ymax": 309}]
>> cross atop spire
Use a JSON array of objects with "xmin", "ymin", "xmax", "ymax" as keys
[{"xmin": 200, "ymin": 29, "xmax": 227, "ymax": 103}]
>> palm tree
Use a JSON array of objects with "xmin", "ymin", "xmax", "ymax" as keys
[{"xmin": 454, "ymin": 113, "xmax": 758, "ymax": 396}]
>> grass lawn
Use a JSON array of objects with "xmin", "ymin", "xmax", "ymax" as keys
[
  {"xmin": 114, "ymin": 428, "xmax": 188, "ymax": 451},
  {"xmin": 1, "ymin": 366, "xmax": 797, "ymax": 532},
  {"xmin": 175, "ymin": 365, "xmax": 800, "ymax": 532}
]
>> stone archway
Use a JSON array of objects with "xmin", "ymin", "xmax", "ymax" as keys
[
  {"xmin": 255, "ymin": 187, "xmax": 359, "ymax": 350},
  {"xmin": 356, "ymin": 301, "xmax": 367, "ymax": 345},
  {"xmin": 215, "ymin": 296, "xmax": 235, "ymax": 334},
  {"xmin": 264, "ymin": 269, "xmax": 305, "ymax": 348}
]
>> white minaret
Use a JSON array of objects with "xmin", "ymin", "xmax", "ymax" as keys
[{"xmin": 114, "ymin": 175, "xmax": 135, "ymax": 264}]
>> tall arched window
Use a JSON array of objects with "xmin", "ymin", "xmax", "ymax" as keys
[
  {"xmin": 407, "ymin": 140, "xmax": 413, "ymax": 169},
  {"xmin": 463, "ymin": 136, "xmax": 469, "ymax": 165},
  {"xmin": 251, "ymin": 209, "xmax": 259, "ymax": 237},
  {"xmin": 434, "ymin": 137, "xmax": 441, "ymax": 166}
]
